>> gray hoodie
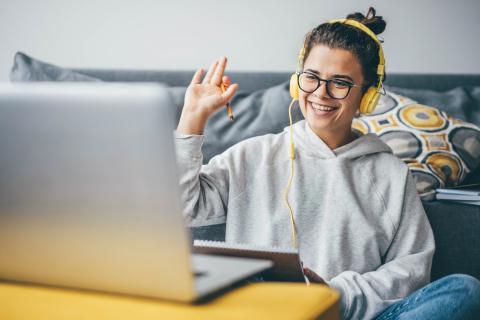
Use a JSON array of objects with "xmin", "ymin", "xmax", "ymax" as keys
[{"xmin": 174, "ymin": 119, "xmax": 435, "ymax": 320}]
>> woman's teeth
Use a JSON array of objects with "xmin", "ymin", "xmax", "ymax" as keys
[{"xmin": 311, "ymin": 102, "xmax": 336, "ymax": 112}]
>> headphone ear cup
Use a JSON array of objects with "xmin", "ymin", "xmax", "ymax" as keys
[
  {"xmin": 289, "ymin": 74, "xmax": 300, "ymax": 100},
  {"xmin": 359, "ymin": 87, "xmax": 380, "ymax": 114}
]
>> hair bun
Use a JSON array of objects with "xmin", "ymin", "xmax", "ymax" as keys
[{"xmin": 346, "ymin": 7, "xmax": 386, "ymax": 35}]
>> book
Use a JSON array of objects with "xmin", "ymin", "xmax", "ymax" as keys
[
  {"xmin": 436, "ymin": 193, "xmax": 480, "ymax": 201},
  {"xmin": 436, "ymin": 183, "xmax": 480, "ymax": 196},
  {"xmin": 193, "ymin": 240, "xmax": 308, "ymax": 283},
  {"xmin": 435, "ymin": 183, "xmax": 480, "ymax": 205}
]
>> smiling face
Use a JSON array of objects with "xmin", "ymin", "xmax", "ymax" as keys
[{"xmin": 298, "ymin": 45, "xmax": 365, "ymax": 149}]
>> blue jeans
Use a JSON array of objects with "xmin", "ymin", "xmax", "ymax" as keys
[{"xmin": 375, "ymin": 274, "xmax": 480, "ymax": 320}]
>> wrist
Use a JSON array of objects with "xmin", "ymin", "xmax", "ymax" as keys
[{"xmin": 177, "ymin": 108, "xmax": 208, "ymax": 135}]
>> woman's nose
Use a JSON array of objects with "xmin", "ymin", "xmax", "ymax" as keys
[{"xmin": 312, "ymin": 80, "xmax": 329, "ymax": 98}]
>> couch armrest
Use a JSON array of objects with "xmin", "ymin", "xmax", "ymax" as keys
[{"xmin": 422, "ymin": 200, "xmax": 480, "ymax": 280}]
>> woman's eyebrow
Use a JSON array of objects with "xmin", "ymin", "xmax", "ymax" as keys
[
  {"xmin": 304, "ymin": 69, "xmax": 354, "ymax": 82},
  {"xmin": 305, "ymin": 68, "xmax": 320, "ymax": 75},
  {"xmin": 331, "ymin": 74, "xmax": 355, "ymax": 82}
]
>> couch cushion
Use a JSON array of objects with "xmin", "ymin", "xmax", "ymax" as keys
[
  {"xmin": 353, "ymin": 91, "xmax": 480, "ymax": 200},
  {"xmin": 10, "ymin": 52, "xmax": 101, "ymax": 82},
  {"xmin": 387, "ymin": 86, "xmax": 480, "ymax": 125}
]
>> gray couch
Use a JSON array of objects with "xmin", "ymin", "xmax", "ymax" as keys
[{"xmin": 10, "ymin": 52, "xmax": 480, "ymax": 281}]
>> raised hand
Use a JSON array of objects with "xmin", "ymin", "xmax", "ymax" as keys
[{"xmin": 177, "ymin": 57, "xmax": 238, "ymax": 135}]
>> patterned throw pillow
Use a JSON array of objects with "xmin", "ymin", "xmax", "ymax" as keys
[{"xmin": 353, "ymin": 91, "xmax": 480, "ymax": 200}]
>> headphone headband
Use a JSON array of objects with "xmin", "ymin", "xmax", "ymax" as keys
[{"xmin": 328, "ymin": 18, "xmax": 385, "ymax": 79}]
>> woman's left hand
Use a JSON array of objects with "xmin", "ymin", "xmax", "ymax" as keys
[{"xmin": 303, "ymin": 267, "xmax": 327, "ymax": 285}]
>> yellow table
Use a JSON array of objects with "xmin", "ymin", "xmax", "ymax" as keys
[{"xmin": 1, "ymin": 281, "xmax": 340, "ymax": 320}]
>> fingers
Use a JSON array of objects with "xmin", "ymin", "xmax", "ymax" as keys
[
  {"xmin": 202, "ymin": 60, "xmax": 218, "ymax": 84},
  {"xmin": 222, "ymin": 75, "xmax": 231, "ymax": 87},
  {"xmin": 303, "ymin": 267, "xmax": 325, "ymax": 284},
  {"xmin": 220, "ymin": 83, "xmax": 238, "ymax": 102},
  {"xmin": 190, "ymin": 68, "xmax": 204, "ymax": 85},
  {"xmin": 201, "ymin": 57, "xmax": 230, "ymax": 86},
  {"xmin": 211, "ymin": 57, "xmax": 227, "ymax": 86}
]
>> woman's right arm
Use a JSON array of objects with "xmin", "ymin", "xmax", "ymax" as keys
[{"xmin": 175, "ymin": 57, "xmax": 238, "ymax": 226}]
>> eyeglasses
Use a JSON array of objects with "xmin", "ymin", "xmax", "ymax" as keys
[{"xmin": 297, "ymin": 71, "xmax": 364, "ymax": 100}]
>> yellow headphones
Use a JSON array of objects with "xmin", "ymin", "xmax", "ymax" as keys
[
  {"xmin": 283, "ymin": 19, "xmax": 386, "ymax": 249},
  {"xmin": 289, "ymin": 18, "xmax": 386, "ymax": 115}
]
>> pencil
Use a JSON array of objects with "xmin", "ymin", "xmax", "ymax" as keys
[{"xmin": 220, "ymin": 83, "xmax": 234, "ymax": 121}]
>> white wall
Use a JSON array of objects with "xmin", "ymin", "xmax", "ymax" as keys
[{"xmin": 1, "ymin": 0, "xmax": 479, "ymax": 82}]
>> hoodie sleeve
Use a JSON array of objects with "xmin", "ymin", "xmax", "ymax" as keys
[
  {"xmin": 173, "ymin": 131, "xmax": 231, "ymax": 227},
  {"xmin": 327, "ymin": 172, "xmax": 435, "ymax": 320}
]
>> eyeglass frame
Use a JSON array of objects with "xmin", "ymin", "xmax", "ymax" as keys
[{"xmin": 296, "ymin": 71, "xmax": 366, "ymax": 100}]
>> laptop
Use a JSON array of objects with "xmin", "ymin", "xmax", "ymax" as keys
[{"xmin": 0, "ymin": 82, "xmax": 272, "ymax": 302}]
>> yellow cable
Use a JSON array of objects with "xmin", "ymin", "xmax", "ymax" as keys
[{"xmin": 283, "ymin": 99, "xmax": 298, "ymax": 248}]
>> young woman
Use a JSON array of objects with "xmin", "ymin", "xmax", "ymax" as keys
[{"xmin": 175, "ymin": 7, "xmax": 480, "ymax": 320}]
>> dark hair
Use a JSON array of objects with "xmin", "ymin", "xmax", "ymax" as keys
[{"xmin": 303, "ymin": 7, "xmax": 387, "ymax": 89}]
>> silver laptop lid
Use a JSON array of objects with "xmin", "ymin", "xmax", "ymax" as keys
[{"xmin": 0, "ymin": 82, "xmax": 195, "ymax": 301}]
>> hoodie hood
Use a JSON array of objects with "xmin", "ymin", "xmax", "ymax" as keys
[{"xmin": 285, "ymin": 120, "xmax": 392, "ymax": 159}]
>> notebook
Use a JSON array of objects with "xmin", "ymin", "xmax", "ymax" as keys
[
  {"xmin": 436, "ymin": 183, "xmax": 480, "ymax": 204},
  {"xmin": 193, "ymin": 240, "xmax": 308, "ymax": 283}
]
